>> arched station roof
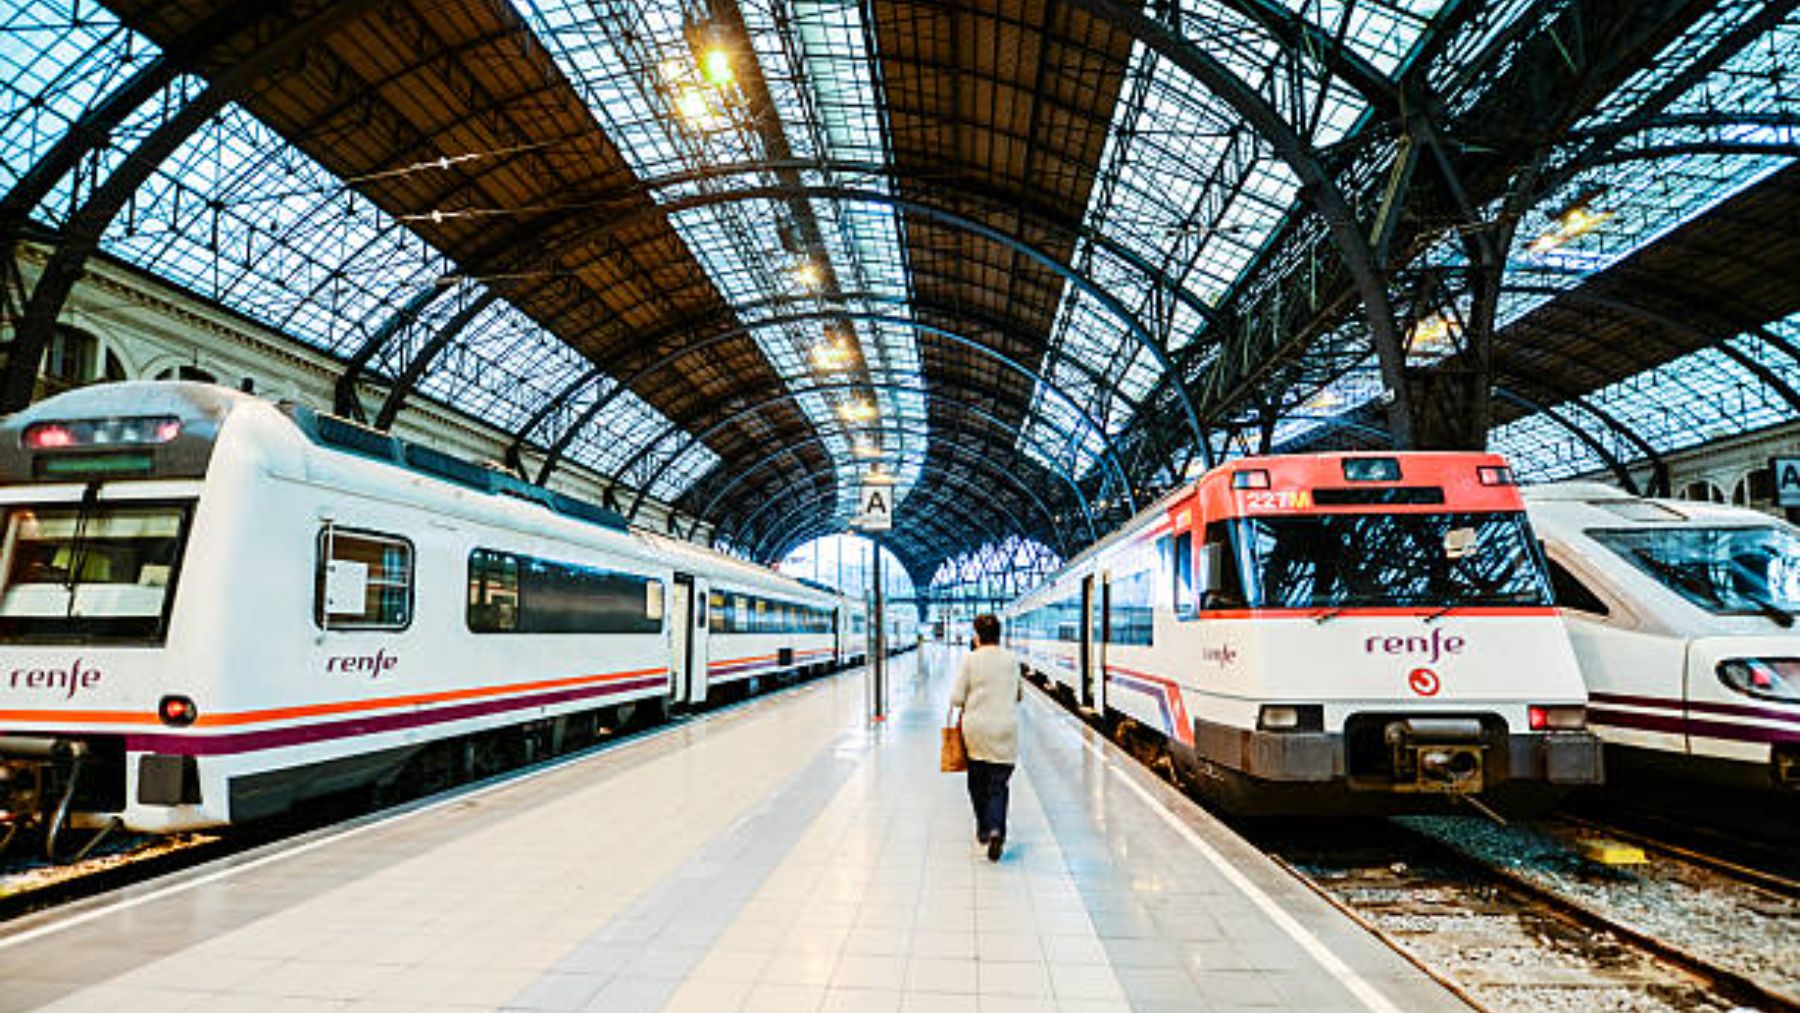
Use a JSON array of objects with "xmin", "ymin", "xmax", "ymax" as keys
[{"xmin": 2, "ymin": 0, "xmax": 1795, "ymax": 578}]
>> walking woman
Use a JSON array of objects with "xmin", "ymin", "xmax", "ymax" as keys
[{"xmin": 949, "ymin": 613, "xmax": 1022, "ymax": 862}]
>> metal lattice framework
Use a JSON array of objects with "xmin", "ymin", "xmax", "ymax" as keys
[{"xmin": 1, "ymin": 0, "xmax": 1796, "ymax": 582}]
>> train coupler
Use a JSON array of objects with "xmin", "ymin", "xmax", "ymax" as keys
[{"xmin": 1384, "ymin": 718, "xmax": 1486, "ymax": 793}]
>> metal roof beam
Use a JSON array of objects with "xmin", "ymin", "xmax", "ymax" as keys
[
  {"xmin": 682, "ymin": 382, "xmax": 1112, "ymax": 542},
  {"xmin": 737, "ymin": 470, "xmax": 1033, "ymax": 569},
  {"xmin": 433, "ymin": 182, "xmax": 1212, "ymax": 461},
  {"xmin": 530, "ymin": 306, "xmax": 1135, "ymax": 512},
  {"xmin": 620, "ymin": 379, "xmax": 1099, "ymax": 545},
  {"xmin": 1059, "ymin": 0, "xmax": 1414, "ymax": 447}
]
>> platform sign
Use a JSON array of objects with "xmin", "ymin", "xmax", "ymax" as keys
[
  {"xmin": 1776, "ymin": 457, "xmax": 1800, "ymax": 509},
  {"xmin": 855, "ymin": 481, "xmax": 893, "ymax": 531}
]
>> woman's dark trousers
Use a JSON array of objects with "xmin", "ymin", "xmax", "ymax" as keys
[{"xmin": 966, "ymin": 759, "xmax": 1014, "ymax": 842}]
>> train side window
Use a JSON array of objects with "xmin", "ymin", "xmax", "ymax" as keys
[
  {"xmin": 317, "ymin": 528, "xmax": 413, "ymax": 630},
  {"xmin": 1173, "ymin": 532, "xmax": 1196, "ymax": 620},
  {"xmin": 467, "ymin": 549, "xmax": 520, "ymax": 632},
  {"xmin": 1200, "ymin": 521, "xmax": 1247, "ymax": 610},
  {"xmin": 709, "ymin": 591, "xmax": 725, "ymax": 632},
  {"xmin": 1546, "ymin": 558, "xmax": 1610, "ymax": 616}
]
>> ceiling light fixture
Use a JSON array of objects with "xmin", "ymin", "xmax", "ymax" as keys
[
  {"xmin": 838, "ymin": 400, "xmax": 877, "ymax": 423},
  {"xmin": 792, "ymin": 259, "xmax": 824, "ymax": 289},
  {"xmin": 811, "ymin": 341, "xmax": 853, "ymax": 371},
  {"xmin": 700, "ymin": 45, "xmax": 734, "ymax": 87},
  {"xmin": 1529, "ymin": 190, "xmax": 1614, "ymax": 254}
]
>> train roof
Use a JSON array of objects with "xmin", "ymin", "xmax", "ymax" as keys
[
  {"xmin": 632, "ymin": 528, "xmax": 838, "ymax": 602},
  {"xmin": 2, "ymin": 382, "xmax": 819, "ymax": 591},
  {"xmin": 1523, "ymin": 481, "xmax": 1787, "ymax": 529}
]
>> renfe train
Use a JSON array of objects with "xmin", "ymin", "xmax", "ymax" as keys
[
  {"xmin": 1005, "ymin": 452, "xmax": 1603, "ymax": 815},
  {"xmin": 1526, "ymin": 482, "xmax": 1800, "ymax": 796},
  {"xmin": 0, "ymin": 382, "xmax": 874, "ymax": 841}
]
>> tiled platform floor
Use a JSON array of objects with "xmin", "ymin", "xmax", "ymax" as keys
[{"xmin": 0, "ymin": 648, "xmax": 1467, "ymax": 1012}]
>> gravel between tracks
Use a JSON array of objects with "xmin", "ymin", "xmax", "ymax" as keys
[{"xmin": 1402, "ymin": 815, "xmax": 1800, "ymax": 1003}]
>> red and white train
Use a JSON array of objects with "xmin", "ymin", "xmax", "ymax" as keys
[
  {"xmin": 0, "ymin": 382, "xmax": 872, "ymax": 840},
  {"xmin": 1005, "ymin": 452, "xmax": 1604, "ymax": 814},
  {"xmin": 1526, "ymin": 482, "xmax": 1800, "ymax": 797}
]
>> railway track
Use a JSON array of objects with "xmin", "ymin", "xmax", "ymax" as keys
[{"xmin": 1269, "ymin": 817, "xmax": 1799, "ymax": 1013}]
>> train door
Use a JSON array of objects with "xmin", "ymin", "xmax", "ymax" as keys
[
  {"xmin": 1094, "ymin": 572, "xmax": 1110, "ymax": 714},
  {"xmin": 670, "ymin": 574, "xmax": 694, "ymax": 704},
  {"xmin": 689, "ymin": 577, "xmax": 711, "ymax": 706},
  {"xmin": 1079, "ymin": 575, "xmax": 1097, "ymax": 709}
]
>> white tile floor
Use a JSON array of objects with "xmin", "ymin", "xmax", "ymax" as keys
[{"xmin": 0, "ymin": 648, "xmax": 1467, "ymax": 1012}]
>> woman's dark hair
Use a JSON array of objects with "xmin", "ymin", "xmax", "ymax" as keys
[{"xmin": 972, "ymin": 613, "xmax": 1002, "ymax": 645}]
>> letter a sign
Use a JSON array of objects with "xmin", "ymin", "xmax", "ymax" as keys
[
  {"xmin": 1775, "ymin": 457, "xmax": 1800, "ymax": 509},
  {"xmin": 857, "ymin": 482, "xmax": 893, "ymax": 531}
]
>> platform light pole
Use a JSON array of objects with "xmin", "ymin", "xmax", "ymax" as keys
[{"xmin": 854, "ymin": 472, "xmax": 894, "ymax": 723}]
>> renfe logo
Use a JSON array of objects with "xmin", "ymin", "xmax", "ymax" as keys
[
  {"xmin": 327, "ymin": 650, "xmax": 399, "ymax": 678},
  {"xmin": 1199, "ymin": 644, "xmax": 1239, "ymax": 668},
  {"xmin": 1409, "ymin": 667, "xmax": 1442, "ymax": 697},
  {"xmin": 1365, "ymin": 628, "xmax": 1466, "ymax": 664},
  {"xmin": 9, "ymin": 660, "xmax": 102, "ymax": 699}
]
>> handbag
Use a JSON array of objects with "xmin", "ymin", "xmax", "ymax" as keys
[{"xmin": 940, "ymin": 711, "xmax": 969, "ymax": 773}]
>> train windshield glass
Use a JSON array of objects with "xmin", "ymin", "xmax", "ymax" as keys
[
  {"xmin": 1233, "ymin": 511, "xmax": 1551, "ymax": 609},
  {"xmin": 0, "ymin": 502, "xmax": 190, "ymax": 643},
  {"xmin": 1587, "ymin": 526, "xmax": 1800, "ymax": 617}
]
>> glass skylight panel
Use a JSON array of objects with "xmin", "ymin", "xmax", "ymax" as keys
[
  {"xmin": 1020, "ymin": 33, "xmax": 1316, "ymax": 477},
  {"xmin": 1283, "ymin": 1, "xmax": 1443, "ymax": 75},
  {"xmin": 516, "ymin": 0, "xmax": 920, "ymax": 523},
  {"xmin": 1426, "ymin": 0, "xmax": 1539, "ymax": 108},
  {"xmin": 0, "ymin": 1, "xmax": 157, "ymax": 194},
  {"xmin": 1498, "ymin": 12, "xmax": 1796, "ymax": 327},
  {"xmin": 1492, "ymin": 314, "xmax": 1800, "ymax": 481},
  {"xmin": 411, "ymin": 299, "xmax": 592, "ymax": 434},
  {"xmin": 90, "ymin": 104, "xmax": 447, "ymax": 357}
]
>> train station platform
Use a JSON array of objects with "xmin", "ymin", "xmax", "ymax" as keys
[{"xmin": 0, "ymin": 648, "xmax": 1465, "ymax": 1013}]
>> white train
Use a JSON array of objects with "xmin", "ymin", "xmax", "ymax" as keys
[
  {"xmin": 0, "ymin": 382, "xmax": 872, "ymax": 841},
  {"xmin": 1525, "ymin": 482, "xmax": 1800, "ymax": 795},
  {"xmin": 1005, "ymin": 453, "xmax": 1604, "ymax": 815}
]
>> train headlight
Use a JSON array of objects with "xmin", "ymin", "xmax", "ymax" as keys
[
  {"xmin": 1257, "ymin": 704, "xmax": 1322, "ymax": 732},
  {"xmin": 159, "ymin": 695, "xmax": 199, "ymax": 727},
  {"xmin": 1527, "ymin": 705, "xmax": 1586, "ymax": 731},
  {"xmin": 1717, "ymin": 658, "xmax": 1800, "ymax": 703},
  {"xmin": 24, "ymin": 415, "xmax": 182, "ymax": 449}
]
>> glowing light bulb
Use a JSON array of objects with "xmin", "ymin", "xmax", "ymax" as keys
[{"xmin": 701, "ymin": 47, "xmax": 734, "ymax": 86}]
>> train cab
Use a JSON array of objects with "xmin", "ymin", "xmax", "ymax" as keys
[
  {"xmin": 1526, "ymin": 482, "xmax": 1800, "ymax": 796},
  {"xmin": 1009, "ymin": 452, "xmax": 1604, "ymax": 815}
]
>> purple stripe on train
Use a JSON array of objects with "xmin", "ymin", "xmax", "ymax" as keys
[{"xmin": 127, "ymin": 676, "xmax": 671, "ymax": 756}]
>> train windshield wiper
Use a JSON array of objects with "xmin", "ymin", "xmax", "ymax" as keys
[{"xmin": 1747, "ymin": 595, "xmax": 1795, "ymax": 628}]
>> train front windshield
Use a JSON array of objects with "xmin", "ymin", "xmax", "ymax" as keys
[
  {"xmin": 1587, "ymin": 525, "xmax": 1800, "ymax": 618},
  {"xmin": 1231, "ymin": 511, "xmax": 1551, "ymax": 609},
  {"xmin": 0, "ymin": 502, "xmax": 191, "ymax": 643}
]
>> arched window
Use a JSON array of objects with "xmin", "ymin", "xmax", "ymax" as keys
[
  {"xmin": 1680, "ymin": 479, "xmax": 1726, "ymax": 504},
  {"xmin": 37, "ymin": 325, "xmax": 120, "ymax": 398}
]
